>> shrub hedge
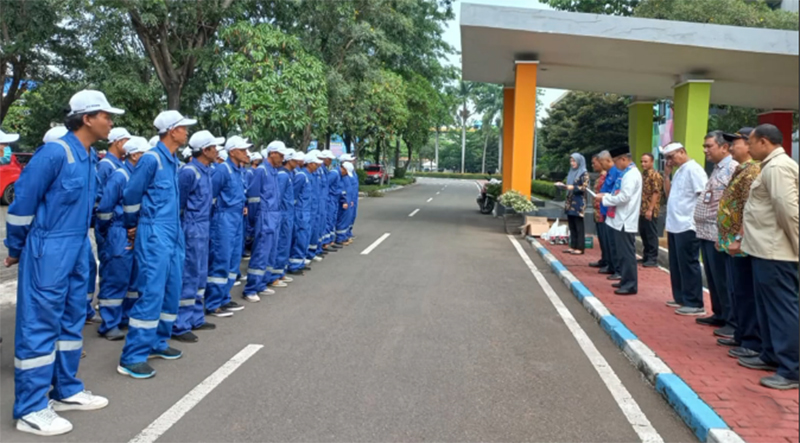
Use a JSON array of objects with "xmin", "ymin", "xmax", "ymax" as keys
[{"xmin": 410, "ymin": 171, "xmax": 501, "ymax": 180}]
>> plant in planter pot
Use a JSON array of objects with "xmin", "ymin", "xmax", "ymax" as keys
[{"xmin": 498, "ymin": 190, "xmax": 535, "ymax": 234}]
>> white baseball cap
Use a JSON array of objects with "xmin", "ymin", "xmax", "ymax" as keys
[
  {"xmin": 304, "ymin": 152, "xmax": 323, "ymax": 164},
  {"xmin": 181, "ymin": 147, "xmax": 193, "ymax": 158},
  {"xmin": 68, "ymin": 90, "xmax": 125, "ymax": 117},
  {"xmin": 317, "ymin": 150, "xmax": 335, "ymax": 160},
  {"xmin": 189, "ymin": 130, "xmax": 224, "ymax": 151},
  {"xmin": 149, "ymin": 135, "xmax": 160, "ymax": 147},
  {"xmin": 339, "ymin": 153, "xmax": 355, "ymax": 162},
  {"xmin": 154, "ymin": 110, "xmax": 197, "ymax": 134},
  {"xmin": 218, "ymin": 150, "xmax": 229, "ymax": 161},
  {"xmin": 225, "ymin": 135, "xmax": 252, "ymax": 151},
  {"xmin": 266, "ymin": 140, "xmax": 286, "ymax": 153},
  {"xmin": 283, "ymin": 148, "xmax": 296, "ymax": 159},
  {"xmin": 0, "ymin": 129, "xmax": 20, "ymax": 144},
  {"xmin": 123, "ymin": 136, "xmax": 151, "ymax": 155},
  {"xmin": 290, "ymin": 151, "xmax": 305, "ymax": 162},
  {"xmin": 661, "ymin": 142, "xmax": 685, "ymax": 155},
  {"xmin": 343, "ymin": 162, "xmax": 355, "ymax": 173},
  {"xmin": 42, "ymin": 126, "xmax": 68, "ymax": 143},
  {"xmin": 250, "ymin": 152, "xmax": 263, "ymax": 161},
  {"xmin": 108, "ymin": 127, "xmax": 132, "ymax": 143}
]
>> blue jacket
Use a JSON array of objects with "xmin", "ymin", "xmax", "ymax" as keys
[
  {"xmin": 277, "ymin": 167, "xmax": 294, "ymax": 213},
  {"xmin": 251, "ymin": 162, "xmax": 281, "ymax": 214},
  {"xmin": 599, "ymin": 166, "xmax": 621, "ymax": 217},
  {"xmin": 211, "ymin": 158, "xmax": 246, "ymax": 213},
  {"xmin": 122, "ymin": 142, "xmax": 181, "ymax": 238},
  {"xmin": 293, "ymin": 167, "xmax": 313, "ymax": 215},
  {"xmin": 5, "ymin": 132, "xmax": 97, "ymax": 258},
  {"xmin": 179, "ymin": 158, "xmax": 213, "ymax": 224},
  {"xmin": 96, "ymin": 161, "xmax": 134, "ymax": 232}
]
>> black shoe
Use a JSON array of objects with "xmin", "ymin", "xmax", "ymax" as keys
[
  {"xmin": 148, "ymin": 347, "xmax": 183, "ymax": 360},
  {"xmin": 325, "ymin": 248, "xmax": 338, "ymax": 253},
  {"xmin": 636, "ymin": 258, "xmax": 644, "ymax": 263},
  {"xmin": 717, "ymin": 338, "xmax": 740, "ymax": 347},
  {"xmin": 728, "ymin": 347, "xmax": 759, "ymax": 359},
  {"xmin": 222, "ymin": 301, "xmax": 245, "ymax": 312},
  {"xmin": 302, "ymin": 267, "xmax": 312, "ymax": 271},
  {"xmin": 597, "ymin": 268, "xmax": 614, "ymax": 275},
  {"xmin": 173, "ymin": 332, "xmax": 199, "ymax": 343},
  {"xmin": 193, "ymin": 322, "xmax": 216, "ymax": 331},
  {"xmin": 612, "ymin": 282, "xmax": 622, "ymax": 288},
  {"xmin": 695, "ymin": 316, "xmax": 726, "ymax": 327},
  {"xmin": 738, "ymin": 356, "xmax": 778, "ymax": 372},
  {"xmin": 100, "ymin": 327, "xmax": 125, "ymax": 341},
  {"xmin": 117, "ymin": 362, "xmax": 156, "ymax": 379},
  {"xmin": 242, "ymin": 251, "xmax": 251, "ymax": 258},
  {"xmin": 642, "ymin": 262, "xmax": 658, "ymax": 268},
  {"xmin": 713, "ymin": 325, "xmax": 735, "ymax": 338},
  {"xmin": 588, "ymin": 261, "xmax": 605, "ymax": 268},
  {"xmin": 287, "ymin": 269, "xmax": 305, "ymax": 275},
  {"xmin": 606, "ymin": 274, "xmax": 621, "ymax": 281},
  {"xmin": 760, "ymin": 374, "xmax": 799, "ymax": 390},
  {"xmin": 614, "ymin": 289, "xmax": 637, "ymax": 296}
]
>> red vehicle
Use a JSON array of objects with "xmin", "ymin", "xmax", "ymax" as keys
[
  {"xmin": 1, "ymin": 153, "xmax": 33, "ymax": 205},
  {"xmin": 364, "ymin": 164, "xmax": 390, "ymax": 185}
]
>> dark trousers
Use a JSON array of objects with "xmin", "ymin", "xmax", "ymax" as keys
[
  {"xmin": 700, "ymin": 240, "xmax": 734, "ymax": 326},
  {"xmin": 638, "ymin": 216, "xmax": 659, "ymax": 265},
  {"xmin": 597, "ymin": 222, "xmax": 614, "ymax": 272},
  {"xmin": 611, "ymin": 227, "xmax": 638, "ymax": 292},
  {"xmin": 568, "ymin": 215, "xmax": 585, "ymax": 252},
  {"xmin": 667, "ymin": 231, "xmax": 703, "ymax": 308},
  {"xmin": 607, "ymin": 223, "xmax": 620, "ymax": 275},
  {"xmin": 729, "ymin": 256, "xmax": 760, "ymax": 352},
  {"xmin": 753, "ymin": 257, "xmax": 799, "ymax": 381}
]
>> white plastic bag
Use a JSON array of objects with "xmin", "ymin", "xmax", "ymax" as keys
[{"xmin": 541, "ymin": 219, "xmax": 569, "ymax": 244}]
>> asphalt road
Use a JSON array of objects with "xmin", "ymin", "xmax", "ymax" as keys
[{"xmin": 0, "ymin": 178, "xmax": 695, "ymax": 442}]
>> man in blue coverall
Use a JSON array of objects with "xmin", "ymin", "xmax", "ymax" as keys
[
  {"xmin": 288, "ymin": 153, "xmax": 315, "ymax": 275},
  {"xmin": 205, "ymin": 136, "xmax": 250, "ymax": 317},
  {"xmin": 272, "ymin": 148, "xmax": 297, "ymax": 284},
  {"xmin": 117, "ymin": 110, "xmax": 195, "ymax": 379},
  {"xmin": 316, "ymin": 150, "xmax": 341, "ymax": 253},
  {"xmin": 172, "ymin": 130, "xmax": 223, "ymax": 343},
  {"xmin": 95, "ymin": 136, "xmax": 150, "ymax": 341},
  {"xmin": 5, "ymin": 90, "xmax": 122, "ymax": 435}
]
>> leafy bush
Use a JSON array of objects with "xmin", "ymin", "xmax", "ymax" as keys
[
  {"xmin": 530, "ymin": 179, "xmax": 564, "ymax": 202},
  {"xmin": 393, "ymin": 168, "xmax": 406, "ymax": 179},
  {"xmin": 356, "ymin": 169, "xmax": 367, "ymax": 185},
  {"xmin": 499, "ymin": 190, "xmax": 534, "ymax": 213},
  {"xmin": 391, "ymin": 177, "xmax": 416, "ymax": 186},
  {"xmin": 367, "ymin": 190, "xmax": 384, "ymax": 197},
  {"xmin": 486, "ymin": 182, "xmax": 502, "ymax": 199},
  {"xmin": 411, "ymin": 171, "xmax": 501, "ymax": 180}
]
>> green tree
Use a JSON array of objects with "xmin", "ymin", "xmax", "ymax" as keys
[
  {"xmin": 397, "ymin": 74, "xmax": 438, "ymax": 174},
  {"xmin": 540, "ymin": 0, "xmax": 640, "ymax": 16},
  {"xmin": 216, "ymin": 22, "xmax": 329, "ymax": 151},
  {"xmin": 473, "ymin": 83, "xmax": 504, "ymax": 174},
  {"xmin": 634, "ymin": 0, "xmax": 799, "ymax": 30},
  {"xmin": 455, "ymin": 80, "xmax": 477, "ymax": 173}
]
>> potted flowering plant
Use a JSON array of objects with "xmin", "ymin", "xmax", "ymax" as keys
[{"xmin": 498, "ymin": 190, "xmax": 535, "ymax": 234}]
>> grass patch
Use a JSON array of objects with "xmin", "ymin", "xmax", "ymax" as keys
[
  {"xmin": 390, "ymin": 177, "xmax": 415, "ymax": 186},
  {"xmin": 360, "ymin": 184, "xmax": 392, "ymax": 193}
]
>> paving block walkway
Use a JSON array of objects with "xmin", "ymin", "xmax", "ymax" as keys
[{"xmin": 540, "ymin": 238, "xmax": 799, "ymax": 443}]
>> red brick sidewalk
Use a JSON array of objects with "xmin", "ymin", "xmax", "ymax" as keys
[{"xmin": 540, "ymin": 238, "xmax": 799, "ymax": 443}]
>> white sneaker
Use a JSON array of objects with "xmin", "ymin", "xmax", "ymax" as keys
[
  {"xmin": 52, "ymin": 390, "xmax": 109, "ymax": 412},
  {"xmin": 312, "ymin": 256, "xmax": 323, "ymax": 262},
  {"xmin": 234, "ymin": 281, "xmax": 241, "ymax": 286},
  {"xmin": 304, "ymin": 259, "xmax": 311, "ymax": 265},
  {"xmin": 281, "ymin": 276, "xmax": 294, "ymax": 283},
  {"xmin": 238, "ymin": 275, "xmax": 247, "ymax": 281},
  {"xmin": 16, "ymin": 404, "xmax": 73, "ymax": 436},
  {"xmin": 271, "ymin": 281, "xmax": 288, "ymax": 288},
  {"xmin": 243, "ymin": 294, "xmax": 261, "ymax": 303},
  {"xmin": 257, "ymin": 288, "xmax": 275, "ymax": 296}
]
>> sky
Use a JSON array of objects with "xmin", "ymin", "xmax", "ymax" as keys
[{"xmin": 442, "ymin": 0, "xmax": 567, "ymax": 119}]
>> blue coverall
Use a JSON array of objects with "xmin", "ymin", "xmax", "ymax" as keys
[
  {"xmin": 347, "ymin": 172, "xmax": 359, "ymax": 238},
  {"xmin": 288, "ymin": 167, "xmax": 313, "ymax": 271},
  {"xmin": 244, "ymin": 162, "xmax": 281, "ymax": 294},
  {"xmin": 325, "ymin": 167, "xmax": 342, "ymax": 245},
  {"xmin": 6, "ymin": 133, "xmax": 96, "ymax": 419},
  {"xmin": 306, "ymin": 168, "xmax": 321, "ymax": 258},
  {"xmin": 273, "ymin": 167, "xmax": 295, "ymax": 280},
  {"xmin": 92, "ymin": 153, "xmax": 123, "ymax": 322},
  {"xmin": 174, "ymin": 158, "xmax": 213, "ymax": 336},
  {"xmin": 120, "ymin": 142, "xmax": 185, "ymax": 366},
  {"xmin": 314, "ymin": 168, "xmax": 329, "ymax": 253},
  {"xmin": 336, "ymin": 173, "xmax": 352, "ymax": 243},
  {"xmin": 205, "ymin": 159, "xmax": 246, "ymax": 311},
  {"xmin": 96, "ymin": 161, "xmax": 137, "ymax": 334},
  {"xmin": 244, "ymin": 168, "xmax": 257, "ymax": 253}
]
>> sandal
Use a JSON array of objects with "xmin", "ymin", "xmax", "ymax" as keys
[
  {"xmin": 562, "ymin": 249, "xmax": 574, "ymax": 253},
  {"xmin": 570, "ymin": 250, "xmax": 585, "ymax": 255}
]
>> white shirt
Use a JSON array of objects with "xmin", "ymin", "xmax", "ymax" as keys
[
  {"xmin": 602, "ymin": 166, "xmax": 642, "ymax": 233},
  {"xmin": 666, "ymin": 159, "xmax": 708, "ymax": 234}
]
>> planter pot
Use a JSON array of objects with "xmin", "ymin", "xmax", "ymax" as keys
[{"xmin": 503, "ymin": 212, "xmax": 525, "ymax": 235}]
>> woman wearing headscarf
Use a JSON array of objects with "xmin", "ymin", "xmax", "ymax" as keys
[{"xmin": 561, "ymin": 153, "xmax": 589, "ymax": 255}]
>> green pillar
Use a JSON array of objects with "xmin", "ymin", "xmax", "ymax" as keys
[
  {"xmin": 628, "ymin": 101, "xmax": 654, "ymax": 169},
  {"xmin": 672, "ymin": 80, "xmax": 712, "ymax": 167}
]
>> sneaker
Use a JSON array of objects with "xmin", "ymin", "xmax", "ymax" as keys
[
  {"xmin": 193, "ymin": 322, "xmax": 216, "ymax": 331},
  {"xmin": 207, "ymin": 308, "xmax": 233, "ymax": 318},
  {"xmin": 696, "ymin": 316, "xmax": 726, "ymax": 327},
  {"xmin": 304, "ymin": 259, "xmax": 311, "ymax": 265},
  {"xmin": 760, "ymin": 374, "xmax": 799, "ymax": 390},
  {"xmin": 257, "ymin": 288, "xmax": 275, "ymax": 296},
  {"xmin": 717, "ymin": 338, "xmax": 740, "ymax": 347},
  {"xmin": 728, "ymin": 347, "xmax": 759, "ymax": 359},
  {"xmin": 243, "ymin": 294, "xmax": 261, "ymax": 303},
  {"xmin": 16, "ymin": 404, "xmax": 73, "ymax": 436},
  {"xmin": 238, "ymin": 275, "xmax": 247, "ymax": 281},
  {"xmin": 281, "ymin": 276, "xmax": 294, "ymax": 283},
  {"xmin": 173, "ymin": 332, "xmax": 199, "ymax": 343},
  {"xmin": 738, "ymin": 356, "xmax": 778, "ymax": 372},
  {"xmin": 606, "ymin": 274, "xmax": 621, "ymax": 281},
  {"xmin": 312, "ymin": 256, "xmax": 323, "ymax": 262},
  {"xmin": 234, "ymin": 281, "xmax": 241, "ymax": 286},
  {"xmin": 117, "ymin": 362, "xmax": 156, "ymax": 379},
  {"xmin": 588, "ymin": 261, "xmax": 604, "ymax": 268},
  {"xmin": 675, "ymin": 306, "xmax": 706, "ymax": 316},
  {"xmin": 148, "ymin": 347, "xmax": 183, "ymax": 360},
  {"xmin": 52, "ymin": 390, "xmax": 109, "ymax": 412},
  {"xmin": 222, "ymin": 301, "xmax": 245, "ymax": 312},
  {"xmin": 287, "ymin": 269, "xmax": 305, "ymax": 276},
  {"xmin": 713, "ymin": 326, "xmax": 735, "ymax": 338},
  {"xmin": 81, "ymin": 350, "xmax": 86, "ymax": 359},
  {"xmin": 665, "ymin": 301, "xmax": 681, "ymax": 308},
  {"xmin": 642, "ymin": 262, "xmax": 658, "ymax": 268},
  {"xmin": 100, "ymin": 327, "xmax": 125, "ymax": 341},
  {"xmin": 271, "ymin": 281, "xmax": 288, "ymax": 288}
]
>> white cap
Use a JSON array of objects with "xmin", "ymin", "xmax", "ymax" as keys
[
  {"xmin": 339, "ymin": 153, "xmax": 355, "ymax": 162},
  {"xmin": 153, "ymin": 110, "xmax": 197, "ymax": 134},
  {"xmin": 225, "ymin": 135, "xmax": 252, "ymax": 151},
  {"xmin": 43, "ymin": 126, "xmax": 68, "ymax": 143},
  {"xmin": 290, "ymin": 151, "xmax": 305, "ymax": 162},
  {"xmin": 250, "ymin": 152, "xmax": 263, "ymax": 161},
  {"xmin": 317, "ymin": 150, "xmax": 335, "ymax": 160},
  {"xmin": 181, "ymin": 147, "xmax": 193, "ymax": 158},
  {"xmin": 0, "ymin": 129, "xmax": 20, "ymax": 144},
  {"xmin": 304, "ymin": 152, "xmax": 323, "ymax": 164},
  {"xmin": 123, "ymin": 136, "xmax": 151, "ymax": 155},
  {"xmin": 68, "ymin": 90, "xmax": 125, "ymax": 117},
  {"xmin": 283, "ymin": 148, "xmax": 296, "ymax": 159},
  {"xmin": 189, "ymin": 130, "xmax": 224, "ymax": 151},
  {"xmin": 266, "ymin": 140, "xmax": 286, "ymax": 154},
  {"xmin": 343, "ymin": 162, "xmax": 355, "ymax": 173},
  {"xmin": 108, "ymin": 127, "xmax": 132, "ymax": 143},
  {"xmin": 149, "ymin": 136, "xmax": 160, "ymax": 148},
  {"xmin": 661, "ymin": 142, "xmax": 685, "ymax": 155},
  {"xmin": 218, "ymin": 150, "xmax": 229, "ymax": 161}
]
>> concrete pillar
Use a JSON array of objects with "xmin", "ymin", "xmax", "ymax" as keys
[
  {"xmin": 628, "ymin": 100, "xmax": 655, "ymax": 169},
  {"xmin": 758, "ymin": 110, "xmax": 794, "ymax": 156},
  {"xmin": 509, "ymin": 62, "xmax": 537, "ymax": 198},
  {"xmin": 502, "ymin": 87, "xmax": 515, "ymax": 192},
  {"xmin": 672, "ymin": 80, "xmax": 713, "ymax": 167}
]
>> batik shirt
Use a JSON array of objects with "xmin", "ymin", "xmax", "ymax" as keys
[
  {"xmin": 640, "ymin": 168, "xmax": 663, "ymax": 218},
  {"xmin": 717, "ymin": 160, "xmax": 760, "ymax": 256}
]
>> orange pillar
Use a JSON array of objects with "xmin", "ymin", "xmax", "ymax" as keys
[
  {"xmin": 502, "ymin": 88, "xmax": 515, "ymax": 192},
  {"xmin": 511, "ymin": 62, "xmax": 537, "ymax": 198},
  {"xmin": 758, "ymin": 111, "xmax": 794, "ymax": 156}
]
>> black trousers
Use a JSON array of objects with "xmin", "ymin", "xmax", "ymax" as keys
[
  {"xmin": 667, "ymin": 231, "xmax": 703, "ymax": 308},
  {"xmin": 568, "ymin": 215, "xmax": 585, "ymax": 251},
  {"xmin": 729, "ymin": 256, "xmax": 760, "ymax": 352},
  {"xmin": 700, "ymin": 239, "xmax": 733, "ymax": 326},
  {"xmin": 752, "ymin": 257, "xmax": 799, "ymax": 381},
  {"xmin": 611, "ymin": 227, "xmax": 637, "ymax": 292},
  {"xmin": 597, "ymin": 222, "xmax": 613, "ymax": 271},
  {"xmin": 638, "ymin": 215, "xmax": 659, "ymax": 265}
]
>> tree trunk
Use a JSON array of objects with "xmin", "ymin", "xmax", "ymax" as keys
[
  {"xmin": 166, "ymin": 83, "xmax": 183, "ymax": 110},
  {"xmin": 325, "ymin": 130, "xmax": 332, "ymax": 151},
  {"xmin": 498, "ymin": 128, "xmax": 503, "ymax": 175},
  {"xmin": 374, "ymin": 138, "xmax": 381, "ymax": 165},
  {"xmin": 393, "ymin": 137, "xmax": 400, "ymax": 175},
  {"xmin": 434, "ymin": 129, "xmax": 440, "ymax": 172},
  {"xmin": 461, "ymin": 122, "xmax": 466, "ymax": 174},
  {"xmin": 481, "ymin": 130, "xmax": 489, "ymax": 174},
  {"xmin": 344, "ymin": 133, "xmax": 353, "ymax": 154},
  {"xmin": 405, "ymin": 141, "xmax": 412, "ymax": 170}
]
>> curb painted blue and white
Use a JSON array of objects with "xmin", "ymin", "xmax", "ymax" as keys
[{"xmin": 527, "ymin": 237, "xmax": 745, "ymax": 443}]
